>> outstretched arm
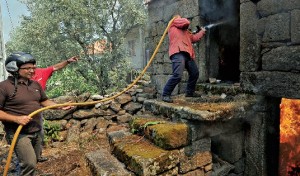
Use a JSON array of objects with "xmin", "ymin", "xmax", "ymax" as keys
[{"xmin": 52, "ymin": 56, "xmax": 79, "ymax": 71}]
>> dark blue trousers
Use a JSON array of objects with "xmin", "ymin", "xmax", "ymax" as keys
[{"xmin": 162, "ymin": 52, "xmax": 199, "ymax": 96}]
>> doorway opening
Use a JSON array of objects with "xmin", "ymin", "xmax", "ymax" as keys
[{"xmin": 200, "ymin": 0, "xmax": 240, "ymax": 83}]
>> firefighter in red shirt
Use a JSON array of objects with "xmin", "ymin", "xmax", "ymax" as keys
[{"xmin": 162, "ymin": 15, "xmax": 206, "ymax": 103}]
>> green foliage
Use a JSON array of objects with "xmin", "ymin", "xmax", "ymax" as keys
[
  {"xmin": 43, "ymin": 120, "xmax": 61, "ymax": 144},
  {"xmin": 7, "ymin": 0, "xmax": 147, "ymax": 96},
  {"xmin": 46, "ymin": 67, "xmax": 99, "ymax": 98},
  {"xmin": 131, "ymin": 128, "xmax": 138, "ymax": 134}
]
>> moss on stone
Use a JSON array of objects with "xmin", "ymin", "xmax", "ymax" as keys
[
  {"xmin": 148, "ymin": 123, "xmax": 188, "ymax": 149},
  {"xmin": 116, "ymin": 135, "xmax": 167, "ymax": 159},
  {"xmin": 113, "ymin": 134, "xmax": 181, "ymax": 175},
  {"xmin": 129, "ymin": 117, "xmax": 167, "ymax": 135}
]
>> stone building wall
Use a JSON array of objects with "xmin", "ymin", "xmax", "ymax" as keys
[
  {"xmin": 240, "ymin": 0, "xmax": 300, "ymax": 99},
  {"xmin": 147, "ymin": 0, "xmax": 300, "ymax": 98},
  {"xmin": 239, "ymin": 2, "xmax": 300, "ymax": 174},
  {"xmin": 147, "ymin": 0, "xmax": 300, "ymax": 175}
]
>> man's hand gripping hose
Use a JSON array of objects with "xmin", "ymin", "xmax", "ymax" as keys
[{"xmin": 2, "ymin": 16, "xmax": 177, "ymax": 176}]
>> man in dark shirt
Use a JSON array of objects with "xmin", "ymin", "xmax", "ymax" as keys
[{"xmin": 0, "ymin": 52, "xmax": 72, "ymax": 176}]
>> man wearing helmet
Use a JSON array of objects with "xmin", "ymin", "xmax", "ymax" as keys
[{"xmin": 0, "ymin": 52, "xmax": 72, "ymax": 175}]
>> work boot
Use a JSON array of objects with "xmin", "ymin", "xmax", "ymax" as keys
[
  {"xmin": 185, "ymin": 92, "xmax": 202, "ymax": 97},
  {"xmin": 37, "ymin": 157, "xmax": 49, "ymax": 162},
  {"xmin": 162, "ymin": 96, "xmax": 173, "ymax": 103}
]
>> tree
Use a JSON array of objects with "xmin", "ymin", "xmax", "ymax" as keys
[{"xmin": 6, "ymin": 0, "xmax": 147, "ymax": 96}]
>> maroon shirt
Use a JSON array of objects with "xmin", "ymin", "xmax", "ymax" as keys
[{"xmin": 0, "ymin": 76, "xmax": 48, "ymax": 133}]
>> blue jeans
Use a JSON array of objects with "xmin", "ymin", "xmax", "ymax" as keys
[{"xmin": 162, "ymin": 52, "xmax": 199, "ymax": 96}]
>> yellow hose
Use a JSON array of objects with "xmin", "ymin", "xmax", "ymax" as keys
[{"xmin": 3, "ymin": 17, "xmax": 176, "ymax": 176}]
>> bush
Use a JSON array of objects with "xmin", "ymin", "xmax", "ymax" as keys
[{"xmin": 43, "ymin": 120, "xmax": 61, "ymax": 145}]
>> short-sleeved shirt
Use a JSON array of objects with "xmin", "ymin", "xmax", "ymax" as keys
[
  {"xmin": 32, "ymin": 67, "xmax": 55, "ymax": 90},
  {"xmin": 0, "ymin": 76, "xmax": 48, "ymax": 133}
]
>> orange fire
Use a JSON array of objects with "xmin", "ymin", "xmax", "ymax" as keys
[{"xmin": 280, "ymin": 98, "xmax": 300, "ymax": 176}]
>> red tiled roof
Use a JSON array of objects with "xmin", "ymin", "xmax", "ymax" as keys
[{"xmin": 86, "ymin": 40, "xmax": 111, "ymax": 55}]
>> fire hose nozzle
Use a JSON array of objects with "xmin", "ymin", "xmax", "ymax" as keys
[{"xmin": 192, "ymin": 24, "xmax": 213, "ymax": 33}]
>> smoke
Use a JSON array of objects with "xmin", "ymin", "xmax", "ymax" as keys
[{"xmin": 200, "ymin": 0, "xmax": 239, "ymax": 27}]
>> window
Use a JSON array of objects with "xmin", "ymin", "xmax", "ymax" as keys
[{"xmin": 128, "ymin": 40, "xmax": 136, "ymax": 56}]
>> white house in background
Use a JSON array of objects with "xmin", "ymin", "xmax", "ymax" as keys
[
  {"xmin": 124, "ymin": 25, "xmax": 148, "ymax": 70},
  {"xmin": 85, "ymin": 24, "xmax": 148, "ymax": 83},
  {"xmin": 86, "ymin": 25, "xmax": 148, "ymax": 71}
]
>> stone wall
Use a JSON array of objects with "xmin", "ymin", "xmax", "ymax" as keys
[
  {"xmin": 238, "ymin": 2, "xmax": 300, "ymax": 174},
  {"xmin": 240, "ymin": 0, "xmax": 300, "ymax": 99},
  {"xmin": 147, "ymin": 0, "xmax": 300, "ymax": 97},
  {"xmin": 146, "ymin": 0, "xmax": 298, "ymax": 175},
  {"xmin": 0, "ymin": 82, "xmax": 156, "ymax": 144}
]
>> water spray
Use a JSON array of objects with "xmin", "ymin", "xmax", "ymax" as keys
[
  {"xmin": 191, "ymin": 18, "xmax": 233, "ymax": 33},
  {"xmin": 204, "ymin": 23, "xmax": 217, "ymax": 30},
  {"xmin": 203, "ymin": 19, "xmax": 233, "ymax": 30}
]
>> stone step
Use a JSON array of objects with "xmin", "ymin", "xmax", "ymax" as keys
[
  {"xmin": 105, "ymin": 119, "xmax": 213, "ymax": 176},
  {"xmin": 111, "ymin": 134, "xmax": 181, "ymax": 175},
  {"xmin": 129, "ymin": 117, "xmax": 189, "ymax": 150},
  {"xmin": 128, "ymin": 116, "xmax": 212, "ymax": 154},
  {"xmin": 144, "ymin": 95, "xmax": 257, "ymax": 142},
  {"xmin": 85, "ymin": 91, "xmax": 254, "ymax": 175},
  {"xmin": 141, "ymin": 94, "xmax": 255, "ymax": 173},
  {"xmin": 85, "ymin": 148, "xmax": 134, "ymax": 176},
  {"xmin": 144, "ymin": 93, "xmax": 256, "ymax": 122}
]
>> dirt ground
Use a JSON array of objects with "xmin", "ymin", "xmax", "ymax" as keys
[
  {"xmin": 37, "ymin": 132, "xmax": 110, "ymax": 176},
  {"xmin": 1, "ymin": 132, "xmax": 110, "ymax": 176}
]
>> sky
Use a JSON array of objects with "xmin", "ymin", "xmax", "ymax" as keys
[{"xmin": 1, "ymin": 0, "xmax": 29, "ymax": 43}]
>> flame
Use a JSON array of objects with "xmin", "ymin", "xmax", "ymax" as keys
[{"xmin": 280, "ymin": 98, "xmax": 300, "ymax": 175}]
